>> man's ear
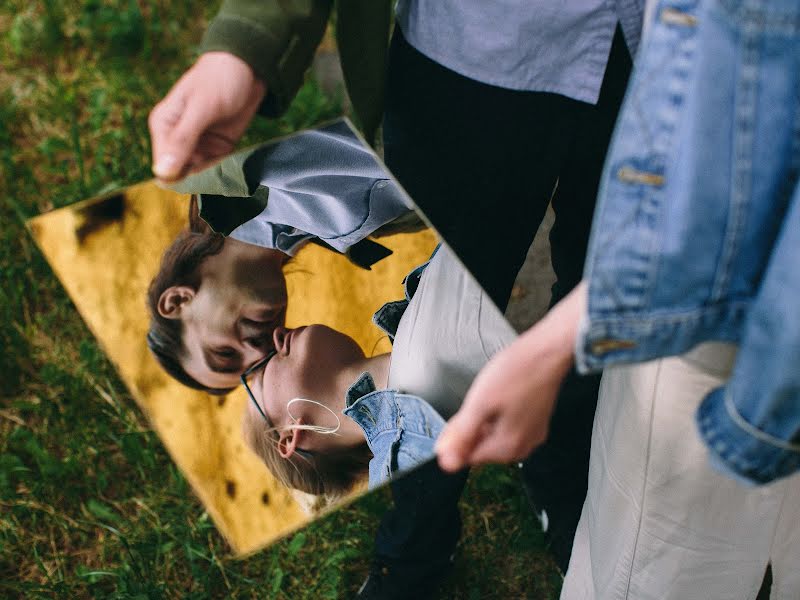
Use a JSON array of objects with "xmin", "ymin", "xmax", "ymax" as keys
[
  {"xmin": 278, "ymin": 426, "xmax": 304, "ymax": 459},
  {"xmin": 157, "ymin": 286, "xmax": 195, "ymax": 319}
]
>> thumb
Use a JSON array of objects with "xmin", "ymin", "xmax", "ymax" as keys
[
  {"xmin": 435, "ymin": 403, "xmax": 494, "ymax": 472},
  {"xmin": 150, "ymin": 96, "xmax": 212, "ymax": 181}
]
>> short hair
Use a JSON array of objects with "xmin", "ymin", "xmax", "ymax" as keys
[
  {"xmin": 242, "ymin": 402, "xmax": 370, "ymax": 498},
  {"xmin": 145, "ymin": 196, "xmax": 233, "ymax": 395}
]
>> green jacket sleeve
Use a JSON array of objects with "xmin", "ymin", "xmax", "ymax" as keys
[{"xmin": 199, "ymin": 0, "xmax": 332, "ymax": 118}]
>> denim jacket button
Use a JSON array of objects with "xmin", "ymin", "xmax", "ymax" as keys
[
  {"xmin": 616, "ymin": 166, "xmax": 665, "ymax": 187},
  {"xmin": 660, "ymin": 7, "xmax": 698, "ymax": 27},
  {"xmin": 590, "ymin": 339, "xmax": 637, "ymax": 355}
]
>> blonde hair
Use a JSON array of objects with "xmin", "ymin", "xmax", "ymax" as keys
[{"xmin": 241, "ymin": 403, "xmax": 370, "ymax": 499}]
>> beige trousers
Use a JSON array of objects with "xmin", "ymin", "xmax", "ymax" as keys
[{"xmin": 560, "ymin": 343, "xmax": 800, "ymax": 600}]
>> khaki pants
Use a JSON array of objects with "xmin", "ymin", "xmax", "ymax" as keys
[{"xmin": 561, "ymin": 343, "xmax": 800, "ymax": 600}]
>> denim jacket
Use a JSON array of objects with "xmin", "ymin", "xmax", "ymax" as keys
[
  {"xmin": 343, "ymin": 373, "xmax": 445, "ymax": 489},
  {"xmin": 342, "ymin": 248, "xmax": 445, "ymax": 488},
  {"xmin": 576, "ymin": 0, "xmax": 800, "ymax": 483}
]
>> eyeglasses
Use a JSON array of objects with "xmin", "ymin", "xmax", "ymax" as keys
[
  {"xmin": 240, "ymin": 349, "xmax": 277, "ymax": 423},
  {"xmin": 240, "ymin": 349, "xmax": 317, "ymax": 459}
]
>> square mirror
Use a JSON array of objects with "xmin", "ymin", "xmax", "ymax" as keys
[{"xmin": 28, "ymin": 118, "xmax": 537, "ymax": 555}]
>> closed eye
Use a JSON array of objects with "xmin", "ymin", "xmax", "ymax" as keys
[{"xmin": 203, "ymin": 346, "xmax": 243, "ymax": 374}]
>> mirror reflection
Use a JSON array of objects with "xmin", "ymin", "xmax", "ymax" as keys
[{"xmin": 28, "ymin": 118, "xmax": 517, "ymax": 554}]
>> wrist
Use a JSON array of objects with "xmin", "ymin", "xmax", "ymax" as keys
[{"xmin": 519, "ymin": 283, "xmax": 585, "ymax": 374}]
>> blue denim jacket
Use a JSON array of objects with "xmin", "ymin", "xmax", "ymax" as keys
[
  {"xmin": 343, "ymin": 373, "xmax": 445, "ymax": 489},
  {"xmin": 576, "ymin": 0, "xmax": 800, "ymax": 483}
]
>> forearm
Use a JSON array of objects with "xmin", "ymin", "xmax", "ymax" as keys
[
  {"xmin": 200, "ymin": 0, "xmax": 332, "ymax": 116},
  {"xmin": 436, "ymin": 282, "xmax": 587, "ymax": 470},
  {"xmin": 514, "ymin": 281, "xmax": 585, "ymax": 378}
]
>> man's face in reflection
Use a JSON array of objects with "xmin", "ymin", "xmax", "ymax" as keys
[{"xmin": 157, "ymin": 238, "xmax": 289, "ymax": 389}]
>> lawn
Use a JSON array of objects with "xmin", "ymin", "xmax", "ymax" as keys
[{"xmin": 0, "ymin": 2, "xmax": 560, "ymax": 597}]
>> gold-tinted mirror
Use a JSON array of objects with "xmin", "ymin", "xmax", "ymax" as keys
[{"xmin": 28, "ymin": 118, "xmax": 517, "ymax": 555}]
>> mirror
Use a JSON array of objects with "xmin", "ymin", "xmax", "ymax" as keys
[{"xmin": 27, "ymin": 118, "xmax": 521, "ymax": 555}]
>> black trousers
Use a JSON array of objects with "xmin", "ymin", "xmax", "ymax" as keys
[{"xmin": 377, "ymin": 26, "xmax": 632, "ymax": 575}]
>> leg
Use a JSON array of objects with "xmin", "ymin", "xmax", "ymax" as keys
[
  {"xmin": 356, "ymin": 460, "xmax": 468, "ymax": 599},
  {"xmin": 767, "ymin": 476, "xmax": 800, "ymax": 599},
  {"xmin": 371, "ymin": 26, "xmax": 585, "ymax": 594},
  {"xmin": 548, "ymin": 24, "xmax": 632, "ymax": 306},
  {"xmin": 370, "ymin": 463, "xmax": 469, "ymax": 588},
  {"xmin": 562, "ymin": 343, "xmax": 795, "ymax": 600},
  {"xmin": 520, "ymin": 367, "xmax": 601, "ymax": 572},
  {"xmin": 383, "ymin": 26, "xmax": 579, "ymax": 311},
  {"xmin": 521, "ymin": 24, "xmax": 632, "ymax": 571}
]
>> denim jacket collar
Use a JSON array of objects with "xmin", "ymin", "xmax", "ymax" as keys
[{"xmin": 342, "ymin": 372, "xmax": 445, "ymax": 488}]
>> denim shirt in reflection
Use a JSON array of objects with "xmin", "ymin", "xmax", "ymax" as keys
[
  {"xmin": 168, "ymin": 119, "xmax": 417, "ymax": 269},
  {"xmin": 576, "ymin": 0, "xmax": 800, "ymax": 484},
  {"xmin": 343, "ymin": 373, "xmax": 445, "ymax": 489}
]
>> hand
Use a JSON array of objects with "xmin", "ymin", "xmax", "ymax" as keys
[
  {"xmin": 148, "ymin": 52, "xmax": 267, "ymax": 181},
  {"xmin": 435, "ymin": 283, "xmax": 587, "ymax": 471}
]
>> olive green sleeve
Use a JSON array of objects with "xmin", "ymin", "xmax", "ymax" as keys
[{"xmin": 199, "ymin": 0, "xmax": 332, "ymax": 117}]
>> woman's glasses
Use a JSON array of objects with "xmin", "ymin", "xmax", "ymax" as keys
[{"xmin": 240, "ymin": 350, "xmax": 277, "ymax": 422}]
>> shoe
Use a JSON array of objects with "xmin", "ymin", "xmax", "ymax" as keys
[
  {"xmin": 518, "ymin": 462, "xmax": 581, "ymax": 573},
  {"xmin": 354, "ymin": 557, "xmax": 453, "ymax": 600}
]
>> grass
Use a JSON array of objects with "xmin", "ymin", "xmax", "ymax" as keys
[{"xmin": 0, "ymin": 1, "xmax": 560, "ymax": 597}]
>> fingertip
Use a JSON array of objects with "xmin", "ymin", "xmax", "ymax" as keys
[
  {"xmin": 435, "ymin": 435, "xmax": 463, "ymax": 472},
  {"xmin": 436, "ymin": 449, "xmax": 463, "ymax": 473},
  {"xmin": 152, "ymin": 154, "xmax": 180, "ymax": 180}
]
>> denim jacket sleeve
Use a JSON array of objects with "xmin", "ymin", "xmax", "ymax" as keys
[
  {"xmin": 342, "ymin": 373, "xmax": 445, "ymax": 489},
  {"xmin": 576, "ymin": 0, "xmax": 800, "ymax": 485},
  {"xmin": 697, "ymin": 181, "xmax": 800, "ymax": 485}
]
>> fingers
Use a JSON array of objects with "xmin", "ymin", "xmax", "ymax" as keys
[
  {"xmin": 468, "ymin": 422, "xmax": 544, "ymax": 466},
  {"xmin": 148, "ymin": 53, "xmax": 267, "ymax": 182},
  {"xmin": 148, "ymin": 85, "xmax": 186, "ymax": 180},
  {"xmin": 435, "ymin": 402, "xmax": 496, "ymax": 472},
  {"xmin": 149, "ymin": 93, "xmax": 212, "ymax": 181},
  {"xmin": 437, "ymin": 407, "xmax": 545, "ymax": 472}
]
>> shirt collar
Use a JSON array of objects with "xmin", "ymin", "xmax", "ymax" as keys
[{"xmin": 342, "ymin": 372, "xmax": 446, "ymax": 444}]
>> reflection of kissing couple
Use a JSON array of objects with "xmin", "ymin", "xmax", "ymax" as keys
[{"xmin": 145, "ymin": 124, "xmax": 514, "ymax": 495}]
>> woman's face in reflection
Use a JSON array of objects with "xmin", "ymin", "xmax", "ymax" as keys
[{"xmin": 248, "ymin": 324, "xmax": 365, "ymax": 430}]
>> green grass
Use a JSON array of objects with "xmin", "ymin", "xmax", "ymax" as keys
[{"xmin": 0, "ymin": 2, "xmax": 560, "ymax": 597}]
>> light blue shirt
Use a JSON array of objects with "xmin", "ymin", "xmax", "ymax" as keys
[
  {"xmin": 168, "ymin": 120, "xmax": 414, "ymax": 265},
  {"xmin": 228, "ymin": 121, "xmax": 413, "ymax": 256},
  {"xmin": 395, "ymin": 0, "xmax": 644, "ymax": 104}
]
